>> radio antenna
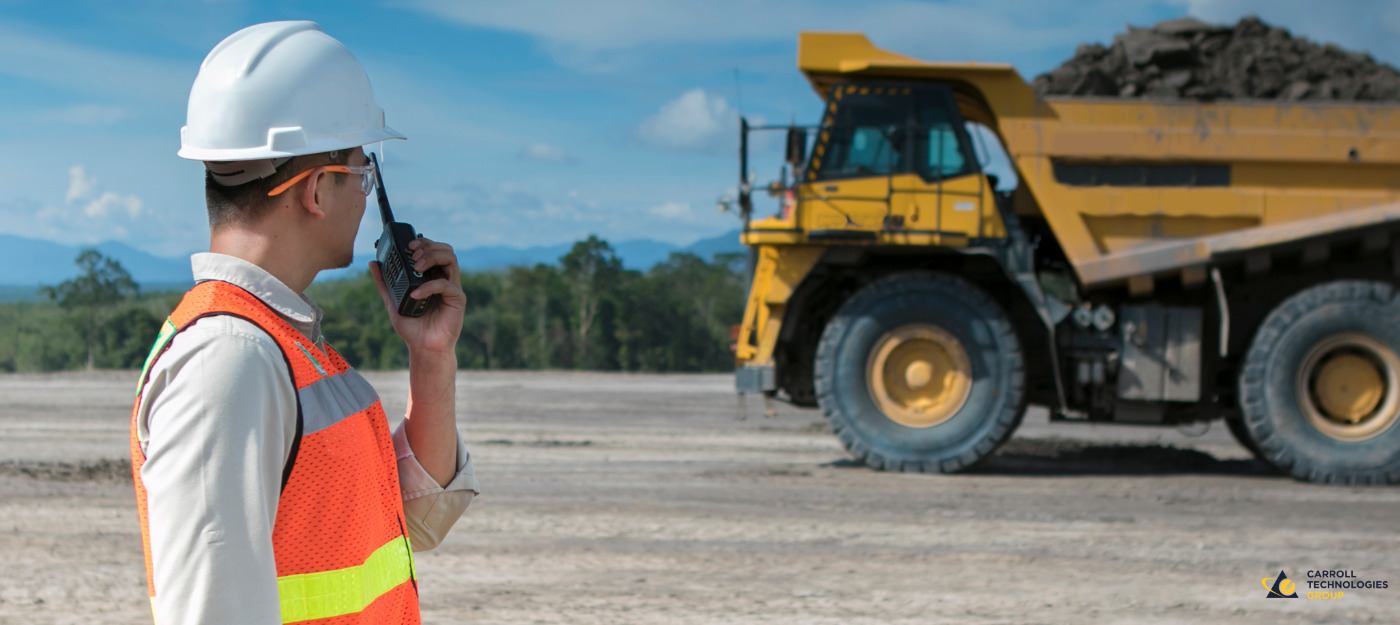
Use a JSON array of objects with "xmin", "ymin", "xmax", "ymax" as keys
[
  {"xmin": 733, "ymin": 67, "xmax": 745, "ymax": 119},
  {"xmin": 370, "ymin": 152, "xmax": 395, "ymax": 224}
]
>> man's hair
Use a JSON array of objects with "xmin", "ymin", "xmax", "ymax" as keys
[{"xmin": 205, "ymin": 150, "xmax": 350, "ymax": 229}]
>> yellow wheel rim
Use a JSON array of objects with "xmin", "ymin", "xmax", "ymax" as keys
[
  {"xmin": 866, "ymin": 323, "xmax": 972, "ymax": 428},
  {"xmin": 1296, "ymin": 333, "xmax": 1400, "ymax": 441}
]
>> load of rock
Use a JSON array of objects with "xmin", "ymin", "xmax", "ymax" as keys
[{"xmin": 1032, "ymin": 16, "xmax": 1400, "ymax": 102}]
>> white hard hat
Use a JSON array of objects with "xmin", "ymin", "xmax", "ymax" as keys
[{"xmin": 178, "ymin": 21, "xmax": 404, "ymax": 167}]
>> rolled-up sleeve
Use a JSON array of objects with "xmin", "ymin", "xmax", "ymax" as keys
[{"xmin": 391, "ymin": 423, "xmax": 478, "ymax": 551}]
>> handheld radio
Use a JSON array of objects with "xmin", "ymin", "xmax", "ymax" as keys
[{"xmin": 371, "ymin": 152, "xmax": 438, "ymax": 318}]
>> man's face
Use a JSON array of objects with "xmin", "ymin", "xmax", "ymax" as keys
[{"xmin": 325, "ymin": 147, "xmax": 369, "ymax": 269}]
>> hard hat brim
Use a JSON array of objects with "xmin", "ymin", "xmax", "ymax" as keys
[{"xmin": 179, "ymin": 126, "xmax": 406, "ymax": 162}]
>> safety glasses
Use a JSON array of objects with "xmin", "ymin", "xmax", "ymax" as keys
[{"xmin": 267, "ymin": 161, "xmax": 377, "ymax": 197}]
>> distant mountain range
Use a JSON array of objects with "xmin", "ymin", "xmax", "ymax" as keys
[{"xmin": 0, "ymin": 230, "xmax": 745, "ymax": 300}]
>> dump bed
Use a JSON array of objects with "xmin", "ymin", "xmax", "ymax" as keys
[{"xmin": 799, "ymin": 33, "xmax": 1400, "ymax": 290}]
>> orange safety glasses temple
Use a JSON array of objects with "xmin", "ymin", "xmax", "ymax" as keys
[{"xmin": 266, "ymin": 164, "xmax": 375, "ymax": 197}]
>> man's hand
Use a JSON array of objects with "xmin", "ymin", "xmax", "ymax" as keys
[
  {"xmin": 369, "ymin": 237, "xmax": 465, "ymax": 486},
  {"xmin": 369, "ymin": 237, "xmax": 466, "ymax": 356}
]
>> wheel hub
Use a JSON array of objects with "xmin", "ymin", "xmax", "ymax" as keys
[
  {"xmin": 1314, "ymin": 353, "xmax": 1383, "ymax": 423},
  {"xmin": 867, "ymin": 324, "xmax": 971, "ymax": 428},
  {"xmin": 1297, "ymin": 333, "xmax": 1400, "ymax": 441},
  {"xmin": 904, "ymin": 360, "xmax": 933, "ymax": 388}
]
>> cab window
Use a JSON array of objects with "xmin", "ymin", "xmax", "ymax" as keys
[
  {"xmin": 915, "ymin": 99, "xmax": 975, "ymax": 180},
  {"xmin": 810, "ymin": 84, "xmax": 978, "ymax": 183},
  {"xmin": 817, "ymin": 100, "xmax": 909, "ymax": 179},
  {"xmin": 965, "ymin": 121, "xmax": 1018, "ymax": 192}
]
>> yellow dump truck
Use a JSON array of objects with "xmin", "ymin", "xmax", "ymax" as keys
[{"xmin": 733, "ymin": 32, "xmax": 1400, "ymax": 484}]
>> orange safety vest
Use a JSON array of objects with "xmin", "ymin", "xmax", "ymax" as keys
[{"xmin": 129, "ymin": 280, "xmax": 420, "ymax": 624}]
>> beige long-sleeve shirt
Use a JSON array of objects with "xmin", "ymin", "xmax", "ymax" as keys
[{"xmin": 134, "ymin": 253, "xmax": 479, "ymax": 625}]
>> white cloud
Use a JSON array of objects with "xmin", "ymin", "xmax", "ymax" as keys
[
  {"xmin": 518, "ymin": 142, "xmax": 574, "ymax": 163},
  {"xmin": 39, "ymin": 104, "xmax": 130, "ymax": 126},
  {"xmin": 81, "ymin": 191, "xmax": 144, "ymax": 219},
  {"xmin": 33, "ymin": 203, "xmax": 128, "ymax": 241},
  {"xmin": 637, "ymin": 88, "xmax": 733, "ymax": 152},
  {"xmin": 0, "ymin": 132, "xmax": 207, "ymax": 257},
  {"xmin": 649, "ymin": 201, "xmax": 694, "ymax": 220},
  {"xmin": 64, "ymin": 164, "xmax": 142, "ymax": 218},
  {"xmin": 34, "ymin": 165, "xmax": 146, "ymax": 242},
  {"xmin": 66, "ymin": 165, "xmax": 97, "ymax": 205}
]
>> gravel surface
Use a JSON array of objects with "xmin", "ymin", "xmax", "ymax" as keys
[{"xmin": 0, "ymin": 370, "xmax": 1396, "ymax": 624}]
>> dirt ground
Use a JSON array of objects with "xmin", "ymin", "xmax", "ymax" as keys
[{"xmin": 0, "ymin": 369, "xmax": 1396, "ymax": 625}]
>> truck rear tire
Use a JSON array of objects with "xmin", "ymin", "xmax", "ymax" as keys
[
  {"xmin": 814, "ymin": 272, "xmax": 1025, "ymax": 473},
  {"xmin": 1225, "ymin": 415, "xmax": 1271, "ymax": 464},
  {"xmin": 1239, "ymin": 280, "xmax": 1400, "ymax": 484}
]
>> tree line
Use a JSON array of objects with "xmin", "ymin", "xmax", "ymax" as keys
[{"xmin": 0, "ymin": 237, "xmax": 748, "ymax": 374}]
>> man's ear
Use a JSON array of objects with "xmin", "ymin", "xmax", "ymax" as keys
[{"xmin": 297, "ymin": 167, "xmax": 328, "ymax": 219}]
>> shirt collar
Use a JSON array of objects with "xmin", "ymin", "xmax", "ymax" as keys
[{"xmin": 190, "ymin": 253, "xmax": 323, "ymax": 340}]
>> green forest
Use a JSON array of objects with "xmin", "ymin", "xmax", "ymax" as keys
[{"xmin": 0, "ymin": 237, "xmax": 748, "ymax": 374}]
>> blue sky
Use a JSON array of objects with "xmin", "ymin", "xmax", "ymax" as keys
[{"xmin": 2, "ymin": 0, "xmax": 1399, "ymax": 259}]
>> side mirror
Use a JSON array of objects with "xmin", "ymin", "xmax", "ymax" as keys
[{"xmin": 785, "ymin": 126, "xmax": 807, "ymax": 167}]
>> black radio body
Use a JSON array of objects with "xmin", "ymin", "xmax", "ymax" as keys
[{"xmin": 370, "ymin": 152, "xmax": 438, "ymax": 318}]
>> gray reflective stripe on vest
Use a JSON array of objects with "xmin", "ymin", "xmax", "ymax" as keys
[{"xmin": 298, "ymin": 369, "xmax": 380, "ymax": 435}]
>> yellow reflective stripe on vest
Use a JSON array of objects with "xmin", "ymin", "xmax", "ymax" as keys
[
  {"xmin": 277, "ymin": 536, "xmax": 414, "ymax": 623},
  {"xmin": 136, "ymin": 319, "xmax": 178, "ymax": 396}
]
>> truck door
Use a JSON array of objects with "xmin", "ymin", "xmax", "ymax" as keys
[
  {"xmin": 904, "ymin": 87, "xmax": 995, "ymax": 240},
  {"xmin": 801, "ymin": 86, "xmax": 915, "ymax": 235}
]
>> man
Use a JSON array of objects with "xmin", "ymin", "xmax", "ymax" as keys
[{"xmin": 129, "ymin": 21, "xmax": 478, "ymax": 624}]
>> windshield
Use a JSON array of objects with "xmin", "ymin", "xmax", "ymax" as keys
[
  {"xmin": 818, "ymin": 100, "xmax": 908, "ymax": 178},
  {"xmin": 808, "ymin": 83, "xmax": 977, "ymax": 183}
]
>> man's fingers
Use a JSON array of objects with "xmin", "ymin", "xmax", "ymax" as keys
[
  {"xmin": 410, "ymin": 239, "xmax": 460, "ymax": 283},
  {"xmin": 412, "ymin": 248, "xmax": 457, "ymax": 274},
  {"xmin": 410, "ymin": 278, "xmax": 466, "ymax": 307}
]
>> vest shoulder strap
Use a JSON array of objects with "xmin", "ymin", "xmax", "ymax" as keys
[{"xmin": 137, "ymin": 280, "xmax": 322, "ymax": 492}]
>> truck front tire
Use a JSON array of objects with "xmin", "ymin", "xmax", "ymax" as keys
[
  {"xmin": 1240, "ymin": 280, "xmax": 1400, "ymax": 484},
  {"xmin": 814, "ymin": 272, "xmax": 1026, "ymax": 473}
]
